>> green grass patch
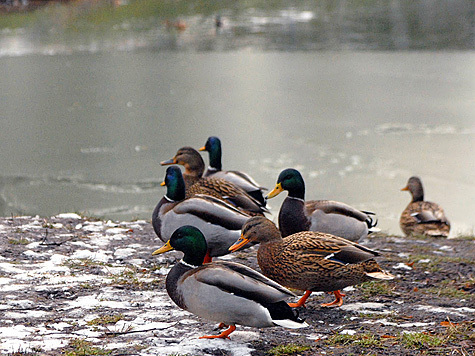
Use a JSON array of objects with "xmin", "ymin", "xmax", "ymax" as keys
[
  {"xmin": 64, "ymin": 338, "xmax": 112, "ymax": 356},
  {"xmin": 267, "ymin": 343, "xmax": 311, "ymax": 355},
  {"xmin": 8, "ymin": 237, "xmax": 30, "ymax": 245},
  {"xmin": 87, "ymin": 313, "xmax": 123, "ymax": 326},
  {"xmin": 326, "ymin": 332, "xmax": 382, "ymax": 348},
  {"xmin": 109, "ymin": 266, "xmax": 161, "ymax": 290},
  {"xmin": 64, "ymin": 258, "xmax": 112, "ymax": 270},
  {"xmin": 357, "ymin": 280, "xmax": 395, "ymax": 299},
  {"xmin": 401, "ymin": 332, "xmax": 445, "ymax": 348}
]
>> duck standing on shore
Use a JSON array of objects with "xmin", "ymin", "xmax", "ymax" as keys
[
  {"xmin": 266, "ymin": 168, "xmax": 377, "ymax": 241},
  {"xmin": 152, "ymin": 166, "xmax": 252, "ymax": 261},
  {"xmin": 230, "ymin": 216, "xmax": 394, "ymax": 308},
  {"xmin": 199, "ymin": 136, "xmax": 267, "ymax": 206},
  {"xmin": 161, "ymin": 146, "xmax": 267, "ymax": 216},
  {"xmin": 152, "ymin": 225, "xmax": 308, "ymax": 339},
  {"xmin": 400, "ymin": 176, "xmax": 450, "ymax": 237}
]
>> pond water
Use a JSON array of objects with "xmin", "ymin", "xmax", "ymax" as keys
[{"xmin": 0, "ymin": 1, "xmax": 474, "ymax": 236}]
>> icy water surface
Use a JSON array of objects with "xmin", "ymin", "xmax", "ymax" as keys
[{"xmin": 0, "ymin": 1, "xmax": 474, "ymax": 236}]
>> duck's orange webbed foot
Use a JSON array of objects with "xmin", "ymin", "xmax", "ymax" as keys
[
  {"xmin": 199, "ymin": 325, "xmax": 236, "ymax": 339},
  {"xmin": 321, "ymin": 290, "xmax": 346, "ymax": 307},
  {"xmin": 215, "ymin": 323, "xmax": 227, "ymax": 330},
  {"xmin": 288, "ymin": 290, "xmax": 312, "ymax": 308}
]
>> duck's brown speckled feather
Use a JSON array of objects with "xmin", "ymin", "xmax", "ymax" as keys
[{"xmin": 236, "ymin": 217, "xmax": 393, "ymax": 295}]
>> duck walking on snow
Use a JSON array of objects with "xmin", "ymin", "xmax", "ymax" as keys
[{"xmin": 152, "ymin": 225, "xmax": 307, "ymax": 339}]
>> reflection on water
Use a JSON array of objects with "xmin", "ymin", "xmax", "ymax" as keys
[
  {"xmin": 0, "ymin": 0, "xmax": 474, "ymax": 56},
  {"xmin": 0, "ymin": 1, "xmax": 474, "ymax": 236}
]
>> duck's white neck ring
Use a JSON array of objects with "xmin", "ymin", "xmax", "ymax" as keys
[
  {"xmin": 288, "ymin": 196, "xmax": 305, "ymax": 203},
  {"xmin": 164, "ymin": 195, "xmax": 175, "ymax": 202},
  {"xmin": 207, "ymin": 166, "xmax": 218, "ymax": 172},
  {"xmin": 180, "ymin": 259, "xmax": 199, "ymax": 269}
]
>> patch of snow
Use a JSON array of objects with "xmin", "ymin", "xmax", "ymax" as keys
[
  {"xmin": 56, "ymin": 213, "xmax": 82, "ymax": 219},
  {"xmin": 418, "ymin": 259, "xmax": 431, "ymax": 263},
  {"xmin": 106, "ymin": 228, "xmax": 129, "ymax": 235},
  {"xmin": 415, "ymin": 305, "xmax": 475, "ymax": 317},
  {"xmin": 114, "ymin": 248, "xmax": 135, "ymax": 258},
  {"xmin": 5, "ymin": 310, "xmax": 51, "ymax": 319},
  {"xmin": 392, "ymin": 263, "xmax": 412, "ymax": 270},
  {"xmin": 439, "ymin": 245, "xmax": 454, "ymax": 251},
  {"xmin": 145, "ymin": 333, "xmax": 256, "ymax": 356},
  {"xmin": 50, "ymin": 322, "xmax": 73, "ymax": 330},
  {"xmin": 70, "ymin": 249, "xmax": 110, "ymax": 262},
  {"xmin": 340, "ymin": 302, "xmax": 392, "ymax": 314}
]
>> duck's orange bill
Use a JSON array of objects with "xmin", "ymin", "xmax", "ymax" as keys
[
  {"xmin": 228, "ymin": 236, "xmax": 250, "ymax": 252},
  {"xmin": 198, "ymin": 146, "xmax": 206, "ymax": 152},
  {"xmin": 266, "ymin": 183, "xmax": 283, "ymax": 199},
  {"xmin": 152, "ymin": 240, "xmax": 174, "ymax": 255},
  {"xmin": 160, "ymin": 181, "xmax": 166, "ymax": 186},
  {"xmin": 401, "ymin": 186, "xmax": 409, "ymax": 191}
]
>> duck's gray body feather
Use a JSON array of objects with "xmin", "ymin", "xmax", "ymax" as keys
[
  {"xmin": 170, "ymin": 261, "xmax": 304, "ymax": 328},
  {"xmin": 154, "ymin": 195, "xmax": 250, "ymax": 257}
]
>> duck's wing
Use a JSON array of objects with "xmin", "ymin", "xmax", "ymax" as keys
[
  {"xmin": 283, "ymin": 231, "xmax": 380, "ymax": 265},
  {"xmin": 200, "ymin": 177, "xmax": 268, "ymax": 213},
  {"xmin": 208, "ymin": 170, "xmax": 267, "ymax": 205},
  {"xmin": 306, "ymin": 200, "xmax": 375, "ymax": 225},
  {"xmin": 413, "ymin": 201, "xmax": 450, "ymax": 224},
  {"xmin": 192, "ymin": 261, "xmax": 295, "ymax": 304},
  {"xmin": 173, "ymin": 194, "xmax": 250, "ymax": 230}
]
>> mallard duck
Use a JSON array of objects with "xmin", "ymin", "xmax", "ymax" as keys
[
  {"xmin": 266, "ymin": 168, "xmax": 377, "ymax": 241},
  {"xmin": 161, "ymin": 147, "xmax": 267, "ymax": 215},
  {"xmin": 229, "ymin": 216, "xmax": 394, "ymax": 307},
  {"xmin": 199, "ymin": 136, "xmax": 267, "ymax": 205},
  {"xmin": 152, "ymin": 166, "xmax": 252, "ymax": 260},
  {"xmin": 152, "ymin": 225, "xmax": 308, "ymax": 339},
  {"xmin": 400, "ymin": 176, "xmax": 450, "ymax": 237}
]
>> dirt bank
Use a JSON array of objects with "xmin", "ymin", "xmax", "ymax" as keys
[{"xmin": 0, "ymin": 214, "xmax": 473, "ymax": 355}]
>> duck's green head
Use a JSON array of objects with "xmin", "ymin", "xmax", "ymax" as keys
[
  {"xmin": 266, "ymin": 168, "xmax": 305, "ymax": 200},
  {"xmin": 162, "ymin": 166, "xmax": 186, "ymax": 201},
  {"xmin": 199, "ymin": 136, "xmax": 222, "ymax": 170},
  {"xmin": 152, "ymin": 225, "xmax": 208, "ymax": 266}
]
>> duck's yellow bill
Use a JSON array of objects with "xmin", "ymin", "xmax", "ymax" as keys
[
  {"xmin": 228, "ymin": 236, "xmax": 250, "ymax": 252},
  {"xmin": 160, "ymin": 158, "xmax": 175, "ymax": 166},
  {"xmin": 152, "ymin": 240, "xmax": 174, "ymax": 255},
  {"xmin": 198, "ymin": 146, "xmax": 206, "ymax": 152},
  {"xmin": 266, "ymin": 183, "xmax": 283, "ymax": 199},
  {"xmin": 401, "ymin": 186, "xmax": 409, "ymax": 191},
  {"xmin": 160, "ymin": 181, "xmax": 166, "ymax": 186}
]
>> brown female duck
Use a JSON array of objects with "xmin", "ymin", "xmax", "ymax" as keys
[
  {"xmin": 400, "ymin": 176, "xmax": 450, "ymax": 237},
  {"xmin": 230, "ymin": 216, "xmax": 393, "ymax": 307},
  {"xmin": 161, "ymin": 147, "xmax": 267, "ymax": 215}
]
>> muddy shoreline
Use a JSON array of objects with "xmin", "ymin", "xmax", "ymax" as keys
[{"xmin": 0, "ymin": 214, "xmax": 473, "ymax": 355}]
